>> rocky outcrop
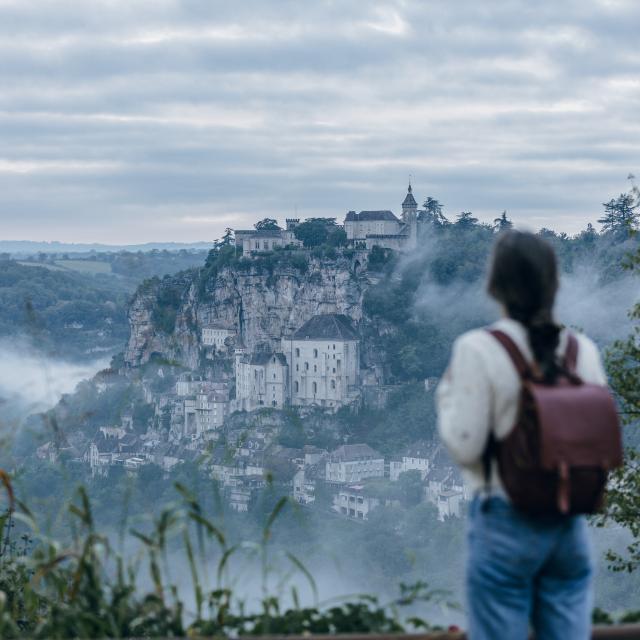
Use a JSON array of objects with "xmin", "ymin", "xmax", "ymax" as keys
[{"xmin": 124, "ymin": 253, "xmax": 369, "ymax": 369}]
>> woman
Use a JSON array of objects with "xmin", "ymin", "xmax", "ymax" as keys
[{"xmin": 437, "ymin": 230, "xmax": 607, "ymax": 640}]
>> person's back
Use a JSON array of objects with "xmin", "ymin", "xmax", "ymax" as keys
[{"xmin": 437, "ymin": 231, "xmax": 612, "ymax": 640}]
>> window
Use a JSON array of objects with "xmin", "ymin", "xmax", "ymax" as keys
[
  {"xmin": 294, "ymin": 381, "xmax": 299, "ymax": 393},
  {"xmin": 296, "ymin": 364, "xmax": 299, "ymax": 371},
  {"xmin": 333, "ymin": 344, "xmax": 335, "ymax": 350},
  {"xmin": 332, "ymin": 368, "xmax": 336, "ymax": 374},
  {"xmin": 313, "ymin": 349, "xmax": 318, "ymax": 358},
  {"xmin": 313, "ymin": 365, "xmax": 317, "ymax": 372},
  {"xmin": 331, "ymin": 379, "xmax": 336, "ymax": 389},
  {"xmin": 312, "ymin": 382, "xmax": 317, "ymax": 394},
  {"xmin": 272, "ymin": 400, "xmax": 277, "ymax": 406},
  {"xmin": 295, "ymin": 348, "xmax": 300, "ymax": 357},
  {"xmin": 305, "ymin": 362, "xmax": 309, "ymax": 370}
]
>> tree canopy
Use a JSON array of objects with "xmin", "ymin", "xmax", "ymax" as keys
[
  {"xmin": 254, "ymin": 218, "xmax": 281, "ymax": 231},
  {"xmin": 293, "ymin": 217, "xmax": 347, "ymax": 248},
  {"xmin": 598, "ymin": 193, "xmax": 639, "ymax": 238}
]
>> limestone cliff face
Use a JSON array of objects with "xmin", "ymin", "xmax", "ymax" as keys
[{"xmin": 124, "ymin": 254, "xmax": 369, "ymax": 369}]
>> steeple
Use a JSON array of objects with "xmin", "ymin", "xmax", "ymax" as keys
[{"xmin": 402, "ymin": 181, "xmax": 417, "ymax": 220}]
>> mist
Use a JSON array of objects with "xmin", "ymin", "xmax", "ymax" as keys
[{"xmin": 0, "ymin": 337, "xmax": 109, "ymax": 425}]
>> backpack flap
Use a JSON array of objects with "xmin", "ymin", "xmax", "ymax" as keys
[{"xmin": 527, "ymin": 381, "xmax": 623, "ymax": 471}]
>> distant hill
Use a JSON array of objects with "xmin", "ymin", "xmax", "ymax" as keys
[{"xmin": 0, "ymin": 240, "xmax": 212, "ymax": 256}]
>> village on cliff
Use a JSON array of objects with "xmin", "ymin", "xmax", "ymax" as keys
[{"xmin": 38, "ymin": 185, "xmax": 468, "ymax": 521}]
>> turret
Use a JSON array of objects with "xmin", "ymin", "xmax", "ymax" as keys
[{"xmin": 401, "ymin": 183, "xmax": 418, "ymax": 222}]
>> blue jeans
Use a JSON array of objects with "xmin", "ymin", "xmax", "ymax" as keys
[{"xmin": 466, "ymin": 495, "xmax": 593, "ymax": 640}]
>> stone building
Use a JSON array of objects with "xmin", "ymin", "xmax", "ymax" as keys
[
  {"xmin": 325, "ymin": 443, "xmax": 385, "ymax": 483},
  {"xmin": 343, "ymin": 184, "xmax": 419, "ymax": 252},
  {"xmin": 281, "ymin": 313, "xmax": 360, "ymax": 410},
  {"xmin": 234, "ymin": 349, "xmax": 289, "ymax": 411},
  {"xmin": 201, "ymin": 323, "xmax": 235, "ymax": 349},
  {"xmin": 184, "ymin": 390, "xmax": 229, "ymax": 437},
  {"xmin": 234, "ymin": 219, "xmax": 302, "ymax": 257}
]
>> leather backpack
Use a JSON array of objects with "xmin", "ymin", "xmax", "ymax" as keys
[{"xmin": 483, "ymin": 329, "xmax": 623, "ymax": 516}]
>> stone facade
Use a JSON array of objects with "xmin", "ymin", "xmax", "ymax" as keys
[
  {"xmin": 202, "ymin": 323, "xmax": 235, "ymax": 349},
  {"xmin": 234, "ymin": 219, "xmax": 302, "ymax": 257},
  {"xmin": 344, "ymin": 184, "xmax": 419, "ymax": 252},
  {"xmin": 282, "ymin": 313, "xmax": 360, "ymax": 410},
  {"xmin": 234, "ymin": 349, "xmax": 289, "ymax": 411},
  {"xmin": 325, "ymin": 443, "xmax": 385, "ymax": 483}
]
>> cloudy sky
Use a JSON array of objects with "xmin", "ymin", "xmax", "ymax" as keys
[{"xmin": 0, "ymin": 0, "xmax": 638, "ymax": 244}]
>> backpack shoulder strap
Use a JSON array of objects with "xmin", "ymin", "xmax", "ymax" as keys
[
  {"xmin": 486, "ymin": 328, "xmax": 531, "ymax": 379},
  {"xmin": 563, "ymin": 332, "xmax": 579, "ymax": 373}
]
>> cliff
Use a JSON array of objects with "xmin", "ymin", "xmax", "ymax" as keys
[{"xmin": 124, "ymin": 251, "xmax": 370, "ymax": 370}]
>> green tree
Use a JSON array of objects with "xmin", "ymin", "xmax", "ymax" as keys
[
  {"xmin": 598, "ymin": 193, "xmax": 639, "ymax": 239},
  {"xmin": 602, "ymin": 237, "xmax": 640, "ymax": 571},
  {"xmin": 455, "ymin": 211, "xmax": 478, "ymax": 229},
  {"xmin": 493, "ymin": 210, "xmax": 513, "ymax": 233},
  {"xmin": 419, "ymin": 197, "xmax": 448, "ymax": 226},
  {"xmin": 397, "ymin": 470, "xmax": 423, "ymax": 507},
  {"xmin": 254, "ymin": 218, "xmax": 280, "ymax": 231},
  {"xmin": 293, "ymin": 218, "xmax": 344, "ymax": 248},
  {"xmin": 219, "ymin": 227, "xmax": 234, "ymax": 247}
]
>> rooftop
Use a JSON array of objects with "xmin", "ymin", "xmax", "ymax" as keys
[
  {"xmin": 293, "ymin": 313, "xmax": 358, "ymax": 341},
  {"xmin": 329, "ymin": 443, "xmax": 383, "ymax": 462},
  {"xmin": 345, "ymin": 210, "xmax": 400, "ymax": 222}
]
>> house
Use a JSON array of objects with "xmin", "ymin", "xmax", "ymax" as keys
[
  {"xmin": 282, "ymin": 313, "xmax": 360, "ymax": 410},
  {"xmin": 234, "ymin": 350, "xmax": 289, "ymax": 411},
  {"xmin": 402, "ymin": 441, "xmax": 433, "ymax": 478},
  {"xmin": 343, "ymin": 184, "xmax": 419, "ymax": 252},
  {"xmin": 437, "ymin": 489, "xmax": 464, "ymax": 520},
  {"xmin": 325, "ymin": 444, "xmax": 385, "ymax": 483},
  {"xmin": 184, "ymin": 391, "xmax": 229, "ymax": 437},
  {"xmin": 234, "ymin": 219, "xmax": 302, "ymax": 257},
  {"xmin": 333, "ymin": 480, "xmax": 399, "ymax": 520},
  {"xmin": 201, "ymin": 323, "xmax": 235, "ymax": 350}
]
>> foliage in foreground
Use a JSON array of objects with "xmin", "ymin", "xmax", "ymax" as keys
[
  {"xmin": 0, "ymin": 473, "xmax": 449, "ymax": 638},
  {"xmin": 599, "ymin": 181, "xmax": 640, "ymax": 573}
]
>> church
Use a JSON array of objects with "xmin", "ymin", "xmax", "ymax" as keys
[{"xmin": 343, "ymin": 183, "xmax": 419, "ymax": 252}]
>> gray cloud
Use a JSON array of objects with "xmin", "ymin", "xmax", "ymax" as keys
[{"xmin": 0, "ymin": 0, "xmax": 638, "ymax": 243}]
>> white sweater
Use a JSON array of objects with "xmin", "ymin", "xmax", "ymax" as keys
[{"xmin": 436, "ymin": 318, "xmax": 608, "ymax": 495}]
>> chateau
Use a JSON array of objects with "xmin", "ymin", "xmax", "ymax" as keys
[
  {"xmin": 234, "ymin": 183, "xmax": 421, "ymax": 258},
  {"xmin": 344, "ymin": 183, "xmax": 419, "ymax": 252},
  {"xmin": 234, "ymin": 313, "xmax": 361, "ymax": 412}
]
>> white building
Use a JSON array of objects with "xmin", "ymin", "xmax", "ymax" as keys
[
  {"xmin": 183, "ymin": 392, "xmax": 229, "ymax": 438},
  {"xmin": 234, "ymin": 219, "xmax": 303, "ymax": 257},
  {"xmin": 234, "ymin": 350, "xmax": 289, "ymax": 411},
  {"xmin": 325, "ymin": 444, "xmax": 385, "ymax": 484},
  {"xmin": 334, "ymin": 484, "xmax": 380, "ymax": 520},
  {"xmin": 437, "ymin": 489, "xmax": 464, "ymax": 520},
  {"xmin": 201, "ymin": 323, "xmax": 235, "ymax": 349},
  {"xmin": 390, "ymin": 441, "xmax": 434, "ymax": 481},
  {"xmin": 282, "ymin": 313, "xmax": 360, "ymax": 410},
  {"xmin": 343, "ymin": 184, "xmax": 419, "ymax": 252}
]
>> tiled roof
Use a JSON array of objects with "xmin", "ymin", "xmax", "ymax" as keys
[
  {"xmin": 345, "ymin": 210, "xmax": 399, "ymax": 222},
  {"xmin": 293, "ymin": 313, "xmax": 358, "ymax": 341}
]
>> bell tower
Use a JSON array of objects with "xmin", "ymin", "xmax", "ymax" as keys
[{"xmin": 402, "ymin": 181, "xmax": 418, "ymax": 222}]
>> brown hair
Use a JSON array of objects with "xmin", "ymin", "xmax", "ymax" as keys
[{"xmin": 487, "ymin": 230, "xmax": 561, "ymax": 382}]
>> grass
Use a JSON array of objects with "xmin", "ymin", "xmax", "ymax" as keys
[{"xmin": 0, "ymin": 473, "xmax": 446, "ymax": 638}]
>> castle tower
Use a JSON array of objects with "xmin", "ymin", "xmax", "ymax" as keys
[{"xmin": 401, "ymin": 182, "xmax": 418, "ymax": 222}]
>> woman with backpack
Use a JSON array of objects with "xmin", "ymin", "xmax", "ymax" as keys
[{"xmin": 437, "ymin": 230, "xmax": 621, "ymax": 640}]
